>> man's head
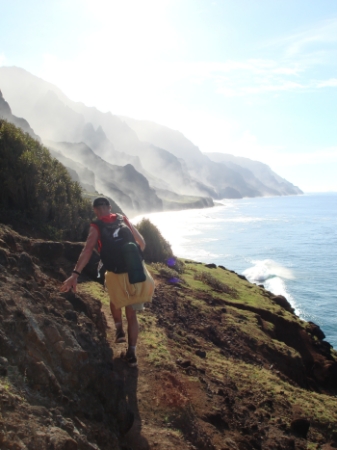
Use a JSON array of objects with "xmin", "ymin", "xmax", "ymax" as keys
[{"xmin": 93, "ymin": 197, "xmax": 111, "ymax": 217}]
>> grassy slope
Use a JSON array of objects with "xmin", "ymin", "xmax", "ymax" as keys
[{"xmin": 79, "ymin": 260, "xmax": 337, "ymax": 449}]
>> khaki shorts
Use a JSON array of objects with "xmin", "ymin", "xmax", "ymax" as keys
[{"xmin": 105, "ymin": 262, "xmax": 155, "ymax": 310}]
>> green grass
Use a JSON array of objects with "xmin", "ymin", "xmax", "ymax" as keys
[
  {"xmin": 138, "ymin": 315, "xmax": 174, "ymax": 369},
  {"xmin": 79, "ymin": 258, "xmax": 337, "ymax": 446},
  {"xmin": 78, "ymin": 281, "xmax": 110, "ymax": 306}
]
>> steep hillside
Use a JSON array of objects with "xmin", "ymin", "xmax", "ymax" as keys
[
  {"xmin": 0, "ymin": 90, "xmax": 39, "ymax": 140},
  {"xmin": 0, "ymin": 120, "xmax": 93, "ymax": 241},
  {"xmin": 46, "ymin": 141, "xmax": 163, "ymax": 216},
  {"xmin": 0, "ymin": 224, "xmax": 132, "ymax": 450},
  {"xmin": 122, "ymin": 117, "xmax": 303, "ymax": 198},
  {"xmin": 0, "ymin": 66, "xmax": 302, "ymax": 202},
  {"xmin": 0, "ymin": 67, "xmax": 217, "ymax": 204},
  {"xmin": 205, "ymin": 153, "xmax": 303, "ymax": 196},
  {"xmin": 0, "ymin": 223, "xmax": 336, "ymax": 450}
]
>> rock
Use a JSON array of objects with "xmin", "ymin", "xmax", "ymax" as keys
[
  {"xmin": 63, "ymin": 242, "xmax": 84, "ymax": 262},
  {"xmin": 64, "ymin": 311, "xmax": 78, "ymax": 323},
  {"xmin": 237, "ymin": 274, "xmax": 247, "ymax": 280},
  {"xmin": 196, "ymin": 349, "xmax": 207, "ymax": 358},
  {"xmin": 60, "ymin": 347, "xmax": 88, "ymax": 372},
  {"xmin": 271, "ymin": 294, "xmax": 294, "ymax": 313},
  {"xmin": 31, "ymin": 241, "xmax": 64, "ymax": 259},
  {"xmin": 290, "ymin": 418, "xmax": 310, "ymax": 438},
  {"xmin": 0, "ymin": 357, "xmax": 8, "ymax": 376},
  {"xmin": 205, "ymin": 263, "xmax": 217, "ymax": 269},
  {"xmin": 218, "ymin": 265, "xmax": 227, "ymax": 270},
  {"xmin": 49, "ymin": 426, "xmax": 78, "ymax": 450},
  {"xmin": 307, "ymin": 321, "xmax": 326, "ymax": 340},
  {"xmin": 27, "ymin": 361, "xmax": 62, "ymax": 394},
  {"xmin": 29, "ymin": 431, "xmax": 48, "ymax": 448},
  {"xmin": 0, "ymin": 249, "xmax": 9, "ymax": 266},
  {"xmin": 176, "ymin": 358, "xmax": 191, "ymax": 368},
  {"xmin": 29, "ymin": 405, "xmax": 50, "ymax": 417},
  {"xmin": 18, "ymin": 252, "xmax": 35, "ymax": 275},
  {"xmin": 2, "ymin": 232, "xmax": 17, "ymax": 251},
  {"xmin": 43, "ymin": 324, "xmax": 62, "ymax": 344},
  {"xmin": 0, "ymin": 356, "xmax": 8, "ymax": 365}
]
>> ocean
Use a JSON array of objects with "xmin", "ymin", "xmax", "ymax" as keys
[{"xmin": 132, "ymin": 193, "xmax": 337, "ymax": 349}]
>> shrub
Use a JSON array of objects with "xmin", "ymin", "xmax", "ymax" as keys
[
  {"xmin": 167, "ymin": 257, "xmax": 185, "ymax": 274},
  {"xmin": 0, "ymin": 120, "xmax": 94, "ymax": 240},
  {"xmin": 151, "ymin": 263, "xmax": 184, "ymax": 284},
  {"xmin": 194, "ymin": 271, "xmax": 238, "ymax": 297},
  {"xmin": 136, "ymin": 218, "xmax": 173, "ymax": 263}
]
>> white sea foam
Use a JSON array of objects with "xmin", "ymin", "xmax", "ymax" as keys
[
  {"xmin": 243, "ymin": 259, "xmax": 295, "ymax": 282},
  {"xmin": 243, "ymin": 259, "xmax": 297, "ymax": 309}
]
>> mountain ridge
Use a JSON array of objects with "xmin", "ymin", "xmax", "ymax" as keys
[{"xmin": 0, "ymin": 66, "xmax": 303, "ymax": 216}]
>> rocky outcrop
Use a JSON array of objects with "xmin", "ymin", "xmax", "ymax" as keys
[{"xmin": 0, "ymin": 224, "xmax": 133, "ymax": 449}]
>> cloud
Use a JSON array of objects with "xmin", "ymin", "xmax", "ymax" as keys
[
  {"xmin": 181, "ymin": 18, "xmax": 337, "ymax": 97},
  {"xmin": 317, "ymin": 78, "xmax": 337, "ymax": 88},
  {"xmin": 38, "ymin": 7, "xmax": 337, "ymax": 115},
  {"xmin": 280, "ymin": 17, "xmax": 337, "ymax": 57}
]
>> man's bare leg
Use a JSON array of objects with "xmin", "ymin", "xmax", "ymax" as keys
[
  {"xmin": 110, "ymin": 302, "xmax": 126, "ymax": 342},
  {"xmin": 110, "ymin": 301, "xmax": 122, "ymax": 323},
  {"xmin": 125, "ymin": 306, "xmax": 139, "ymax": 348}
]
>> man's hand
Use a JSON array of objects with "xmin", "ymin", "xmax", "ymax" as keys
[
  {"xmin": 60, "ymin": 226, "xmax": 99, "ymax": 293},
  {"xmin": 60, "ymin": 274, "xmax": 79, "ymax": 292}
]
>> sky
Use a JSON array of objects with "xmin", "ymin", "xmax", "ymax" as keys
[{"xmin": 0, "ymin": 0, "xmax": 337, "ymax": 192}]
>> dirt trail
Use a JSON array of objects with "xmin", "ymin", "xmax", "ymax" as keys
[{"xmin": 102, "ymin": 301, "xmax": 196, "ymax": 450}]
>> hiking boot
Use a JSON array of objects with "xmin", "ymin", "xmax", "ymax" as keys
[
  {"xmin": 123, "ymin": 350, "xmax": 138, "ymax": 367},
  {"xmin": 115, "ymin": 329, "xmax": 126, "ymax": 343}
]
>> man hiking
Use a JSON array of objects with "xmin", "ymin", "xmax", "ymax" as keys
[{"xmin": 60, "ymin": 197, "xmax": 155, "ymax": 367}]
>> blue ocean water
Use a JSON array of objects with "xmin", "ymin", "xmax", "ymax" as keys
[{"xmin": 133, "ymin": 193, "xmax": 337, "ymax": 349}]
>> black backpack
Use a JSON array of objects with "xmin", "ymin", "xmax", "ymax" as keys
[{"xmin": 93, "ymin": 215, "xmax": 145, "ymax": 282}]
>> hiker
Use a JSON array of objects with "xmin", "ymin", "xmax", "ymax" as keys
[{"xmin": 60, "ymin": 197, "xmax": 155, "ymax": 367}]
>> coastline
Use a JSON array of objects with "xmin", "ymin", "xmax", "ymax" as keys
[{"xmin": 132, "ymin": 193, "xmax": 337, "ymax": 350}]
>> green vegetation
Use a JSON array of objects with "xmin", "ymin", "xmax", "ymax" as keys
[
  {"xmin": 194, "ymin": 270, "xmax": 238, "ymax": 297},
  {"xmin": 0, "ymin": 120, "xmax": 94, "ymax": 240},
  {"xmin": 138, "ymin": 314, "xmax": 174, "ymax": 369},
  {"xmin": 138, "ymin": 260, "xmax": 337, "ymax": 446},
  {"xmin": 77, "ymin": 281, "xmax": 110, "ymax": 306},
  {"xmin": 136, "ymin": 218, "xmax": 173, "ymax": 263}
]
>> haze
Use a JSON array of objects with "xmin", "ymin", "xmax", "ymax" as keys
[{"xmin": 0, "ymin": 0, "xmax": 336, "ymax": 192}]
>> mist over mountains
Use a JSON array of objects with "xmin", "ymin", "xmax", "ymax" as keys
[{"xmin": 0, "ymin": 66, "xmax": 302, "ymax": 216}]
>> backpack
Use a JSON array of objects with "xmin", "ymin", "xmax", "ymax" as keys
[{"xmin": 92, "ymin": 214, "xmax": 145, "ymax": 282}]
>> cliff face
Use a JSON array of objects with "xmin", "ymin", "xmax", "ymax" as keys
[
  {"xmin": 205, "ymin": 152, "xmax": 303, "ymax": 196},
  {"xmin": 0, "ymin": 67, "xmax": 303, "ymax": 208},
  {"xmin": 47, "ymin": 141, "xmax": 163, "ymax": 216},
  {"xmin": 121, "ymin": 117, "xmax": 303, "ymax": 197},
  {"xmin": 0, "ymin": 224, "xmax": 133, "ymax": 449},
  {"xmin": 0, "ymin": 223, "xmax": 336, "ymax": 450},
  {"xmin": 0, "ymin": 89, "xmax": 39, "ymax": 140}
]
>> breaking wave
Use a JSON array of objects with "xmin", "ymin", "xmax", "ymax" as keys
[{"xmin": 243, "ymin": 259, "xmax": 296, "ymax": 308}]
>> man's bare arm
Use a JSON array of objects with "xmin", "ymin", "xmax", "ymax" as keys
[
  {"xmin": 60, "ymin": 227, "xmax": 99, "ymax": 292},
  {"xmin": 129, "ymin": 222, "xmax": 146, "ymax": 251}
]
